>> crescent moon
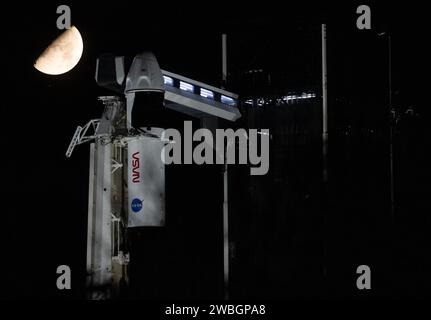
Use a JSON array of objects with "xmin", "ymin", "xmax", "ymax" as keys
[{"xmin": 34, "ymin": 26, "xmax": 83, "ymax": 75}]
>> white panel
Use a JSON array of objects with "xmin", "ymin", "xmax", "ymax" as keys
[
  {"xmin": 86, "ymin": 143, "xmax": 95, "ymax": 281},
  {"xmin": 98, "ymin": 141, "xmax": 112, "ymax": 282},
  {"xmin": 127, "ymin": 137, "xmax": 165, "ymax": 227},
  {"xmin": 87, "ymin": 140, "xmax": 112, "ymax": 299}
]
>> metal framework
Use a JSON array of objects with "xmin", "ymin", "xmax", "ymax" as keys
[{"xmin": 65, "ymin": 119, "xmax": 100, "ymax": 158}]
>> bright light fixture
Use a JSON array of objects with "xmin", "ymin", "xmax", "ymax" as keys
[{"xmin": 180, "ymin": 81, "xmax": 194, "ymax": 93}]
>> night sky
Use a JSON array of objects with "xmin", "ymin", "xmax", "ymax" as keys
[{"xmin": 1, "ymin": 1, "xmax": 430, "ymax": 300}]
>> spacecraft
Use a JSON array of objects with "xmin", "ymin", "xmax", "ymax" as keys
[{"xmin": 66, "ymin": 51, "xmax": 241, "ymax": 299}]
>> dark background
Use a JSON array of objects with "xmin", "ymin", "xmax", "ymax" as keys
[{"xmin": 1, "ymin": 1, "xmax": 430, "ymax": 299}]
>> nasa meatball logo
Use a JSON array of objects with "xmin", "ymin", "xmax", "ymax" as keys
[{"xmin": 131, "ymin": 198, "xmax": 143, "ymax": 213}]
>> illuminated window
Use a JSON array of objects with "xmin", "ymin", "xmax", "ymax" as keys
[
  {"xmin": 221, "ymin": 95, "xmax": 236, "ymax": 106},
  {"xmin": 200, "ymin": 88, "xmax": 214, "ymax": 99},
  {"xmin": 179, "ymin": 81, "xmax": 194, "ymax": 93},
  {"xmin": 163, "ymin": 76, "xmax": 174, "ymax": 86}
]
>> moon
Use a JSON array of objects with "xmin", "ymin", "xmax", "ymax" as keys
[{"xmin": 34, "ymin": 26, "xmax": 83, "ymax": 75}]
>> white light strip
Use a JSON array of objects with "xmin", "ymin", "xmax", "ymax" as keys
[
  {"xmin": 179, "ymin": 81, "xmax": 194, "ymax": 93},
  {"xmin": 221, "ymin": 95, "xmax": 236, "ymax": 106},
  {"xmin": 163, "ymin": 76, "xmax": 174, "ymax": 86},
  {"xmin": 282, "ymin": 93, "xmax": 316, "ymax": 101},
  {"xmin": 200, "ymin": 88, "xmax": 214, "ymax": 99}
]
